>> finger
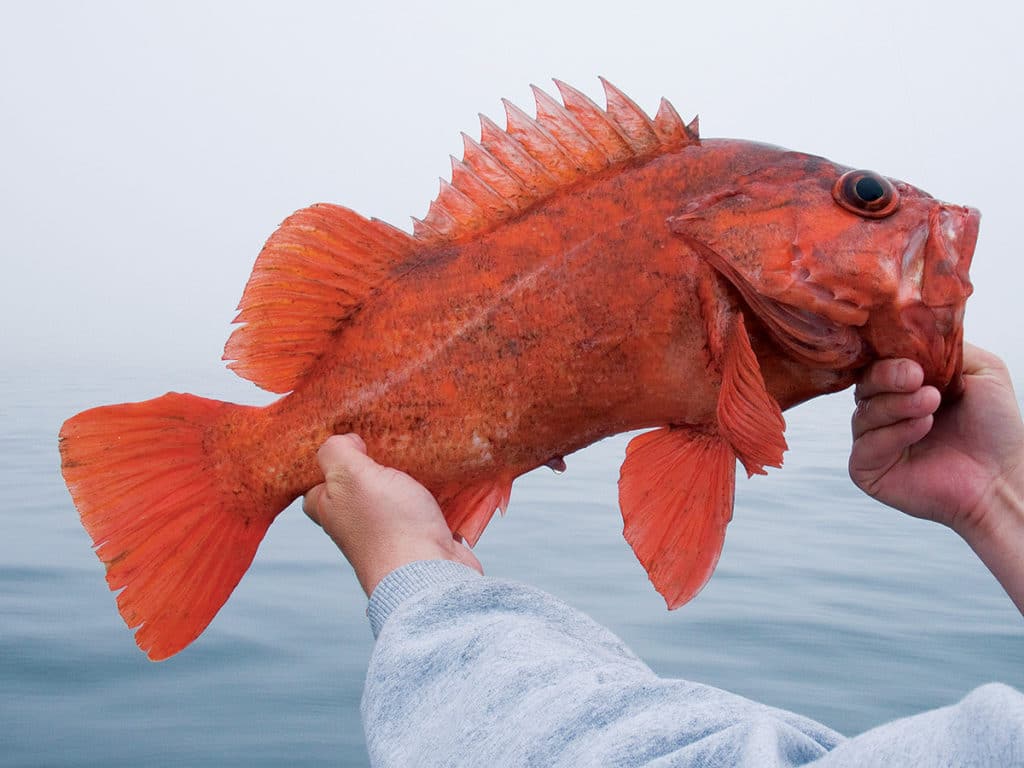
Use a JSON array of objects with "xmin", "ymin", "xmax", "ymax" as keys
[
  {"xmin": 849, "ymin": 414, "xmax": 934, "ymax": 480},
  {"xmin": 851, "ymin": 386, "xmax": 941, "ymax": 439},
  {"xmin": 854, "ymin": 359, "xmax": 924, "ymax": 402},
  {"xmin": 344, "ymin": 433, "xmax": 368, "ymax": 454},
  {"xmin": 303, "ymin": 483, "xmax": 325, "ymax": 526},
  {"xmin": 317, "ymin": 435, "xmax": 380, "ymax": 490}
]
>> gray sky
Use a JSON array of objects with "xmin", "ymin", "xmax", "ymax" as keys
[{"xmin": 3, "ymin": 0, "xmax": 1021, "ymax": 389}]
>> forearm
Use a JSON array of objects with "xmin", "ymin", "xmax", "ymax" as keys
[
  {"xmin": 361, "ymin": 561, "xmax": 840, "ymax": 767},
  {"xmin": 961, "ymin": 465, "xmax": 1024, "ymax": 615}
]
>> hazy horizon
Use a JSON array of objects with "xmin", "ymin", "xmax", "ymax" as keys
[{"xmin": 4, "ymin": 2, "xmax": 1021, "ymax": 377}]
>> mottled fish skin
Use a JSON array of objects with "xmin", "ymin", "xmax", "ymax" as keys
[{"xmin": 58, "ymin": 80, "xmax": 979, "ymax": 660}]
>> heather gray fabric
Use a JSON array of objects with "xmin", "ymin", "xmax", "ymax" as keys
[{"xmin": 361, "ymin": 560, "xmax": 1024, "ymax": 767}]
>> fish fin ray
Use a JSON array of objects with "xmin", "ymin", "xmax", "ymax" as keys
[
  {"xmin": 418, "ymin": 79, "xmax": 698, "ymax": 245},
  {"xmin": 436, "ymin": 475, "xmax": 514, "ymax": 547},
  {"xmin": 717, "ymin": 313, "xmax": 788, "ymax": 476},
  {"xmin": 599, "ymin": 77, "xmax": 661, "ymax": 153},
  {"xmin": 618, "ymin": 427, "xmax": 735, "ymax": 609},
  {"xmin": 59, "ymin": 394, "xmax": 280, "ymax": 660},
  {"xmin": 224, "ymin": 204, "xmax": 416, "ymax": 393}
]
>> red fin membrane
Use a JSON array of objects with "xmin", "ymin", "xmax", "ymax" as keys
[
  {"xmin": 717, "ymin": 314, "xmax": 787, "ymax": 476},
  {"xmin": 420, "ymin": 79, "xmax": 699, "ymax": 242},
  {"xmin": 227, "ymin": 82, "xmax": 699, "ymax": 394},
  {"xmin": 618, "ymin": 427, "xmax": 736, "ymax": 609},
  {"xmin": 224, "ymin": 204, "xmax": 416, "ymax": 394},
  {"xmin": 436, "ymin": 475, "xmax": 514, "ymax": 547},
  {"xmin": 59, "ymin": 394, "xmax": 275, "ymax": 661}
]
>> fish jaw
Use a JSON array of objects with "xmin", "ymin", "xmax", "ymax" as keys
[{"xmin": 863, "ymin": 203, "xmax": 979, "ymax": 396}]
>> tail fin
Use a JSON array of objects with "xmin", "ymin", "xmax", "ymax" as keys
[{"xmin": 59, "ymin": 393, "xmax": 277, "ymax": 661}]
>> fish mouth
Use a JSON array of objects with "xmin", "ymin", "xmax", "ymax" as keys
[
  {"xmin": 917, "ymin": 205, "xmax": 979, "ymax": 397},
  {"xmin": 863, "ymin": 203, "xmax": 978, "ymax": 398}
]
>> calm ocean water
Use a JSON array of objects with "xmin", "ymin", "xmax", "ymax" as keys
[{"xmin": 2, "ymin": 359, "xmax": 1022, "ymax": 766}]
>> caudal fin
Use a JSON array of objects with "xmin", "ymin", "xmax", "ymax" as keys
[{"xmin": 59, "ymin": 393, "xmax": 277, "ymax": 661}]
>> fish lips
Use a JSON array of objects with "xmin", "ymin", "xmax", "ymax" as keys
[
  {"xmin": 874, "ymin": 203, "xmax": 979, "ymax": 398},
  {"xmin": 921, "ymin": 205, "xmax": 980, "ymax": 398}
]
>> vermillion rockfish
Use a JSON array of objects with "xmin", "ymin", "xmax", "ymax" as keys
[{"xmin": 60, "ymin": 79, "xmax": 978, "ymax": 659}]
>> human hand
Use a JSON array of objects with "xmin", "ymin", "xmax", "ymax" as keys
[
  {"xmin": 303, "ymin": 434, "xmax": 483, "ymax": 597},
  {"xmin": 849, "ymin": 344, "xmax": 1024, "ymax": 539}
]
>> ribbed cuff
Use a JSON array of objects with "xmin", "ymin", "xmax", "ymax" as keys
[{"xmin": 367, "ymin": 560, "xmax": 482, "ymax": 638}]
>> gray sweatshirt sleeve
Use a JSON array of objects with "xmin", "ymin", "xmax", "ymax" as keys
[{"xmin": 360, "ymin": 560, "xmax": 1024, "ymax": 768}]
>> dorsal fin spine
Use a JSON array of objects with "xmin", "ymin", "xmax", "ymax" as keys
[
  {"xmin": 460, "ymin": 132, "xmax": 533, "ymax": 205},
  {"xmin": 412, "ymin": 215, "xmax": 446, "ymax": 239},
  {"xmin": 449, "ymin": 156, "xmax": 516, "ymax": 216},
  {"xmin": 424, "ymin": 178, "xmax": 484, "ymax": 233},
  {"xmin": 530, "ymin": 85, "xmax": 609, "ymax": 174},
  {"xmin": 501, "ymin": 98, "xmax": 578, "ymax": 182},
  {"xmin": 437, "ymin": 178, "xmax": 482, "ymax": 218},
  {"xmin": 479, "ymin": 113, "xmax": 557, "ymax": 194},
  {"xmin": 599, "ymin": 77, "xmax": 661, "ymax": 153},
  {"xmin": 686, "ymin": 115, "xmax": 700, "ymax": 139},
  {"xmin": 412, "ymin": 80, "xmax": 699, "ymax": 249},
  {"xmin": 653, "ymin": 97, "xmax": 689, "ymax": 145},
  {"xmin": 553, "ymin": 79, "xmax": 635, "ymax": 162}
]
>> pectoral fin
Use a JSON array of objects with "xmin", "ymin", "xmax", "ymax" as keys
[
  {"xmin": 618, "ymin": 427, "xmax": 736, "ymax": 609},
  {"xmin": 717, "ymin": 314, "xmax": 788, "ymax": 476}
]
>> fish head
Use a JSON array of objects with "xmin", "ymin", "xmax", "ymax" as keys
[{"xmin": 669, "ymin": 143, "xmax": 979, "ymax": 397}]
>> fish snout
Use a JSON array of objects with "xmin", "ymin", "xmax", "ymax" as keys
[
  {"xmin": 864, "ymin": 203, "xmax": 978, "ymax": 396},
  {"xmin": 920, "ymin": 204, "xmax": 980, "ymax": 396},
  {"xmin": 922, "ymin": 205, "xmax": 978, "ymax": 309}
]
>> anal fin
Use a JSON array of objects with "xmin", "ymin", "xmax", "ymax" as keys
[
  {"xmin": 435, "ymin": 475, "xmax": 514, "ymax": 547},
  {"xmin": 618, "ymin": 427, "xmax": 736, "ymax": 609}
]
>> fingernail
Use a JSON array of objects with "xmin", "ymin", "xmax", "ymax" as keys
[{"xmin": 895, "ymin": 361, "xmax": 908, "ymax": 391}]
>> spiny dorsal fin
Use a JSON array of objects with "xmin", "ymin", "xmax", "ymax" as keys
[{"xmin": 419, "ymin": 78, "xmax": 699, "ymax": 241}]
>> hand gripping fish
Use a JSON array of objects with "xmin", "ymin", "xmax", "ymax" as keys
[{"xmin": 59, "ymin": 79, "xmax": 978, "ymax": 660}]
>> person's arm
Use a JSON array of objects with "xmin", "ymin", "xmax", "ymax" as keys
[
  {"xmin": 304, "ymin": 403, "xmax": 1024, "ymax": 766},
  {"xmin": 849, "ymin": 343, "xmax": 1024, "ymax": 614},
  {"xmin": 302, "ymin": 435, "xmax": 845, "ymax": 766}
]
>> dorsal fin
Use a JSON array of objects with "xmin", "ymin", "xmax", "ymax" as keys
[
  {"xmin": 224, "ymin": 204, "xmax": 416, "ymax": 393},
  {"xmin": 419, "ymin": 78, "xmax": 699, "ymax": 241},
  {"xmin": 225, "ymin": 81, "xmax": 698, "ymax": 392}
]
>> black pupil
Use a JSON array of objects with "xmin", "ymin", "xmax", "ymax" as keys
[{"xmin": 854, "ymin": 176, "xmax": 886, "ymax": 202}]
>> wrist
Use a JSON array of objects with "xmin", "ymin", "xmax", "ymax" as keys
[
  {"xmin": 958, "ymin": 458, "xmax": 1024, "ymax": 615},
  {"xmin": 353, "ymin": 535, "xmax": 482, "ymax": 598}
]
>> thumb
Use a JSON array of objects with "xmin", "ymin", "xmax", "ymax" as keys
[
  {"xmin": 302, "ymin": 483, "xmax": 326, "ymax": 526},
  {"xmin": 304, "ymin": 434, "xmax": 372, "ymax": 527},
  {"xmin": 317, "ymin": 433, "xmax": 370, "ymax": 476}
]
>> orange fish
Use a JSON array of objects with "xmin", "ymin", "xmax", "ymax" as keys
[{"xmin": 59, "ymin": 79, "xmax": 978, "ymax": 660}]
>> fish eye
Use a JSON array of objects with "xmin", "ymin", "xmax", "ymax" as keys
[{"xmin": 832, "ymin": 170, "xmax": 900, "ymax": 218}]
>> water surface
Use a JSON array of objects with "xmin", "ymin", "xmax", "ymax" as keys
[{"xmin": 2, "ymin": 360, "xmax": 1021, "ymax": 766}]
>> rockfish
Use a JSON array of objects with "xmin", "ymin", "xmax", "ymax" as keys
[{"xmin": 59, "ymin": 79, "xmax": 979, "ymax": 660}]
